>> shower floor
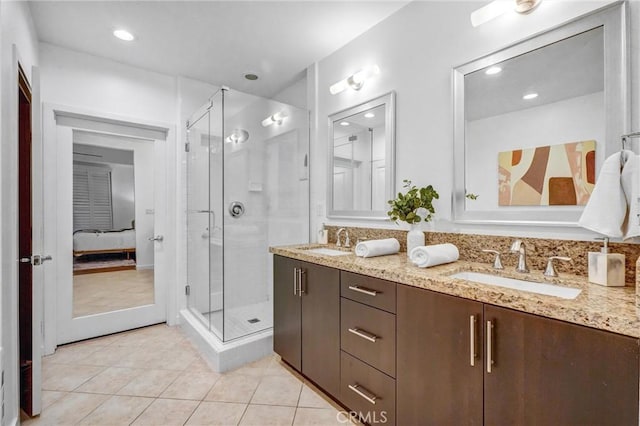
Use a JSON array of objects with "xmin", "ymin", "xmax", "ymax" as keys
[{"xmin": 203, "ymin": 300, "xmax": 273, "ymax": 341}]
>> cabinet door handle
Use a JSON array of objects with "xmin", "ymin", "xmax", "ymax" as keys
[
  {"xmin": 348, "ymin": 383, "xmax": 378, "ymax": 405},
  {"xmin": 486, "ymin": 320, "xmax": 494, "ymax": 373},
  {"xmin": 293, "ymin": 268, "xmax": 298, "ymax": 296},
  {"xmin": 348, "ymin": 285, "xmax": 378, "ymax": 297},
  {"xmin": 298, "ymin": 269, "xmax": 305, "ymax": 296},
  {"xmin": 469, "ymin": 315, "xmax": 477, "ymax": 367},
  {"xmin": 348, "ymin": 327, "xmax": 378, "ymax": 343}
]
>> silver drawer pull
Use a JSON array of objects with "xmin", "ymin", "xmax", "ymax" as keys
[
  {"xmin": 348, "ymin": 383, "xmax": 378, "ymax": 405},
  {"xmin": 348, "ymin": 285, "xmax": 378, "ymax": 297},
  {"xmin": 469, "ymin": 315, "xmax": 477, "ymax": 367},
  {"xmin": 487, "ymin": 320, "xmax": 494, "ymax": 373},
  {"xmin": 348, "ymin": 328, "xmax": 378, "ymax": 343}
]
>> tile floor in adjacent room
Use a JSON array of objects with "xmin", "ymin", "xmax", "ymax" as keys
[{"xmin": 26, "ymin": 324, "xmax": 351, "ymax": 426}]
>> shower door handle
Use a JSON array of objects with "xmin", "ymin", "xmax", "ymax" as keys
[{"xmin": 149, "ymin": 235, "xmax": 164, "ymax": 242}]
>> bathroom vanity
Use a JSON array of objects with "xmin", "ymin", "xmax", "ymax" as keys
[{"xmin": 271, "ymin": 245, "xmax": 640, "ymax": 425}]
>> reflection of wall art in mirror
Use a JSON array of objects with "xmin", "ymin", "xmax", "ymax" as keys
[
  {"xmin": 498, "ymin": 140, "xmax": 595, "ymax": 206},
  {"xmin": 453, "ymin": 3, "xmax": 627, "ymax": 226}
]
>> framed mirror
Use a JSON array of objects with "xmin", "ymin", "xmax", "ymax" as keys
[
  {"xmin": 453, "ymin": 3, "xmax": 628, "ymax": 226},
  {"xmin": 328, "ymin": 91, "xmax": 395, "ymax": 219}
]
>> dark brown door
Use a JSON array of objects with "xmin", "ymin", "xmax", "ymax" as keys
[
  {"xmin": 301, "ymin": 261, "xmax": 340, "ymax": 398},
  {"xmin": 18, "ymin": 65, "xmax": 34, "ymax": 416},
  {"xmin": 397, "ymin": 284, "xmax": 484, "ymax": 425},
  {"xmin": 484, "ymin": 305, "xmax": 639, "ymax": 426},
  {"xmin": 273, "ymin": 255, "xmax": 302, "ymax": 370}
]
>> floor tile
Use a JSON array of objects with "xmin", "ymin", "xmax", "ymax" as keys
[
  {"xmin": 204, "ymin": 375, "xmax": 261, "ymax": 403},
  {"xmin": 75, "ymin": 345, "xmax": 133, "ymax": 367},
  {"xmin": 185, "ymin": 401, "xmax": 247, "ymax": 426},
  {"xmin": 43, "ymin": 344, "xmax": 103, "ymax": 365},
  {"xmin": 251, "ymin": 375, "xmax": 302, "ymax": 406},
  {"xmin": 240, "ymin": 404, "xmax": 296, "ymax": 426},
  {"xmin": 26, "ymin": 392, "xmax": 109, "ymax": 425},
  {"xmin": 40, "ymin": 390, "xmax": 67, "ymax": 410},
  {"xmin": 41, "ymin": 364, "xmax": 104, "ymax": 391},
  {"xmin": 116, "ymin": 369, "xmax": 181, "ymax": 397},
  {"xmin": 293, "ymin": 407, "xmax": 346, "ymax": 425},
  {"xmin": 132, "ymin": 398, "xmax": 199, "ymax": 426},
  {"xmin": 77, "ymin": 395, "xmax": 153, "ymax": 425},
  {"xmin": 297, "ymin": 384, "xmax": 335, "ymax": 409},
  {"xmin": 75, "ymin": 367, "xmax": 142, "ymax": 394},
  {"xmin": 161, "ymin": 369, "xmax": 220, "ymax": 400}
]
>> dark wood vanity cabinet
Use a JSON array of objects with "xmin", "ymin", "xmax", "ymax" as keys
[
  {"xmin": 274, "ymin": 256, "xmax": 639, "ymax": 425},
  {"xmin": 484, "ymin": 305, "xmax": 639, "ymax": 426},
  {"xmin": 397, "ymin": 284, "xmax": 484, "ymax": 425},
  {"xmin": 273, "ymin": 255, "xmax": 340, "ymax": 397}
]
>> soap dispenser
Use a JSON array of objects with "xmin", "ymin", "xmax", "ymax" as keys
[{"xmin": 588, "ymin": 238, "xmax": 625, "ymax": 287}]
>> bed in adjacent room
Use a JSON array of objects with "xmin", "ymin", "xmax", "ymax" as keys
[{"xmin": 73, "ymin": 229, "xmax": 137, "ymax": 274}]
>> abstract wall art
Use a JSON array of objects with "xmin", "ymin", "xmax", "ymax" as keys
[{"xmin": 498, "ymin": 140, "xmax": 596, "ymax": 206}]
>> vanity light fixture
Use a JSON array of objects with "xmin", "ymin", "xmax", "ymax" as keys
[
  {"xmin": 113, "ymin": 29, "xmax": 135, "ymax": 41},
  {"xmin": 364, "ymin": 112, "xmax": 375, "ymax": 118},
  {"xmin": 485, "ymin": 66, "xmax": 502, "ymax": 75},
  {"xmin": 261, "ymin": 111, "xmax": 288, "ymax": 127},
  {"xmin": 523, "ymin": 92, "xmax": 539, "ymax": 100},
  {"xmin": 329, "ymin": 65, "xmax": 380, "ymax": 95},
  {"xmin": 471, "ymin": 0, "xmax": 542, "ymax": 27},
  {"xmin": 340, "ymin": 121, "xmax": 350, "ymax": 126},
  {"xmin": 225, "ymin": 129, "xmax": 249, "ymax": 144}
]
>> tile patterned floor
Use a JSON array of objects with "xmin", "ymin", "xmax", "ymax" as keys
[{"xmin": 25, "ymin": 324, "xmax": 351, "ymax": 426}]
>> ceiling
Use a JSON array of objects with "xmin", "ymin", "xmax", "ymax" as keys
[
  {"xmin": 465, "ymin": 25, "xmax": 604, "ymax": 121},
  {"xmin": 28, "ymin": 1, "xmax": 410, "ymax": 98}
]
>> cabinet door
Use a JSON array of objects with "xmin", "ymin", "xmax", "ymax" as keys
[
  {"xmin": 301, "ymin": 261, "xmax": 340, "ymax": 397},
  {"xmin": 484, "ymin": 305, "xmax": 639, "ymax": 426},
  {"xmin": 273, "ymin": 255, "xmax": 301, "ymax": 370},
  {"xmin": 397, "ymin": 285, "xmax": 484, "ymax": 425}
]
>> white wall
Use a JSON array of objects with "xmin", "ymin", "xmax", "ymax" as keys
[
  {"xmin": 109, "ymin": 163, "xmax": 136, "ymax": 229},
  {"xmin": 0, "ymin": 1, "xmax": 39, "ymax": 423},
  {"xmin": 311, "ymin": 0, "xmax": 638, "ymax": 240},
  {"xmin": 466, "ymin": 91, "xmax": 604, "ymax": 211}
]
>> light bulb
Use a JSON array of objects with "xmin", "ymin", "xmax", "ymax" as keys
[{"xmin": 113, "ymin": 29, "xmax": 135, "ymax": 41}]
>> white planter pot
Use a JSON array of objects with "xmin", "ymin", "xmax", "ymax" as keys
[{"xmin": 406, "ymin": 224, "xmax": 425, "ymax": 256}]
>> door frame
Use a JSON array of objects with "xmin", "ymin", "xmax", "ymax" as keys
[{"xmin": 41, "ymin": 103, "xmax": 178, "ymax": 354}]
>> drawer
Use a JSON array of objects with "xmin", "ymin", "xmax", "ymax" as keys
[
  {"xmin": 341, "ymin": 271, "xmax": 396, "ymax": 313},
  {"xmin": 341, "ymin": 351, "xmax": 396, "ymax": 426},
  {"xmin": 341, "ymin": 298, "xmax": 396, "ymax": 377}
]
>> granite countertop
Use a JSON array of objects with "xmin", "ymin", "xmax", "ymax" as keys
[{"xmin": 270, "ymin": 244, "xmax": 640, "ymax": 339}]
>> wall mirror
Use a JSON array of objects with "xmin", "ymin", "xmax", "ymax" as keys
[
  {"xmin": 328, "ymin": 91, "xmax": 395, "ymax": 219},
  {"xmin": 453, "ymin": 3, "xmax": 628, "ymax": 226}
]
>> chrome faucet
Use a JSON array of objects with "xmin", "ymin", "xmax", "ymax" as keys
[
  {"xmin": 510, "ymin": 239, "xmax": 529, "ymax": 273},
  {"xmin": 336, "ymin": 228, "xmax": 351, "ymax": 248}
]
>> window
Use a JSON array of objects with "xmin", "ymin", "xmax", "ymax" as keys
[{"xmin": 73, "ymin": 165, "xmax": 113, "ymax": 231}]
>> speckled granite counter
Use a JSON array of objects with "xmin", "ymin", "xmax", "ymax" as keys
[{"xmin": 270, "ymin": 244, "xmax": 640, "ymax": 339}]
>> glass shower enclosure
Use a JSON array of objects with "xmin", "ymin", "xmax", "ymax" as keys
[{"xmin": 186, "ymin": 88, "xmax": 309, "ymax": 341}]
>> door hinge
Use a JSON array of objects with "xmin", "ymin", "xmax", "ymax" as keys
[
  {"xmin": 185, "ymin": 285, "xmax": 190, "ymax": 296},
  {"xmin": 185, "ymin": 143, "xmax": 190, "ymax": 152}
]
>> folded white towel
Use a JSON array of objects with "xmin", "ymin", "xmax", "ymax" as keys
[
  {"xmin": 579, "ymin": 150, "xmax": 634, "ymax": 238},
  {"xmin": 622, "ymin": 155, "xmax": 640, "ymax": 239},
  {"xmin": 355, "ymin": 238, "xmax": 400, "ymax": 258},
  {"xmin": 410, "ymin": 243, "xmax": 459, "ymax": 268}
]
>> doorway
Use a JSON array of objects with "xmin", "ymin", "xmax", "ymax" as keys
[{"xmin": 18, "ymin": 65, "xmax": 34, "ymax": 416}]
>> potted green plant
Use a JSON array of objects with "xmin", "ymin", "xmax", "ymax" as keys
[{"xmin": 387, "ymin": 179, "xmax": 439, "ymax": 254}]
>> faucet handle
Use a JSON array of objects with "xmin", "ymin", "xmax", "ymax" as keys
[
  {"xmin": 344, "ymin": 232, "xmax": 351, "ymax": 248},
  {"xmin": 544, "ymin": 256, "xmax": 572, "ymax": 277},
  {"xmin": 482, "ymin": 249, "xmax": 504, "ymax": 270},
  {"xmin": 510, "ymin": 239, "xmax": 523, "ymax": 252}
]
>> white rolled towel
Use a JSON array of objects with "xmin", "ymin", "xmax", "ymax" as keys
[
  {"xmin": 355, "ymin": 238, "xmax": 400, "ymax": 258},
  {"xmin": 410, "ymin": 243, "xmax": 459, "ymax": 268}
]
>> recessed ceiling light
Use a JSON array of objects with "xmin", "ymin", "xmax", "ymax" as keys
[
  {"xmin": 113, "ymin": 29, "xmax": 135, "ymax": 41},
  {"xmin": 485, "ymin": 66, "xmax": 502, "ymax": 75},
  {"xmin": 523, "ymin": 92, "xmax": 539, "ymax": 100},
  {"xmin": 364, "ymin": 112, "xmax": 375, "ymax": 118},
  {"xmin": 340, "ymin": 122, "xmax": 350, "ymax": 126},
  {"xmin": 245, "ymin": 73, "xmax": 259, "ymax": 81}
]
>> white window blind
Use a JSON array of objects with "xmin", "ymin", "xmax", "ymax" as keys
[{"xmin": 73, "ymin": 165, "xmax": 113, "ymax": 231}]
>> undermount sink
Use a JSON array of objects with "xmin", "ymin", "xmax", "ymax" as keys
[
  {"xmin": 449, "ymin": 271, "xmax": 582, "ymax": 300},
  {"xmin": 304, "ymin": 247, "xmax": 351, "ymax": 257}
]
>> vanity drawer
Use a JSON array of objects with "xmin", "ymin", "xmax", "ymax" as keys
[
  {"xmin": 341, "ymin": 298, "xmax": 396, "ymax": 377},
  {"xmin": 341, "ymin": 271, "xmax": 396, "ymax": 313},
  {"xmin": 341, "ymin": 351, "xmax": 396, "ymax": 426}
]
